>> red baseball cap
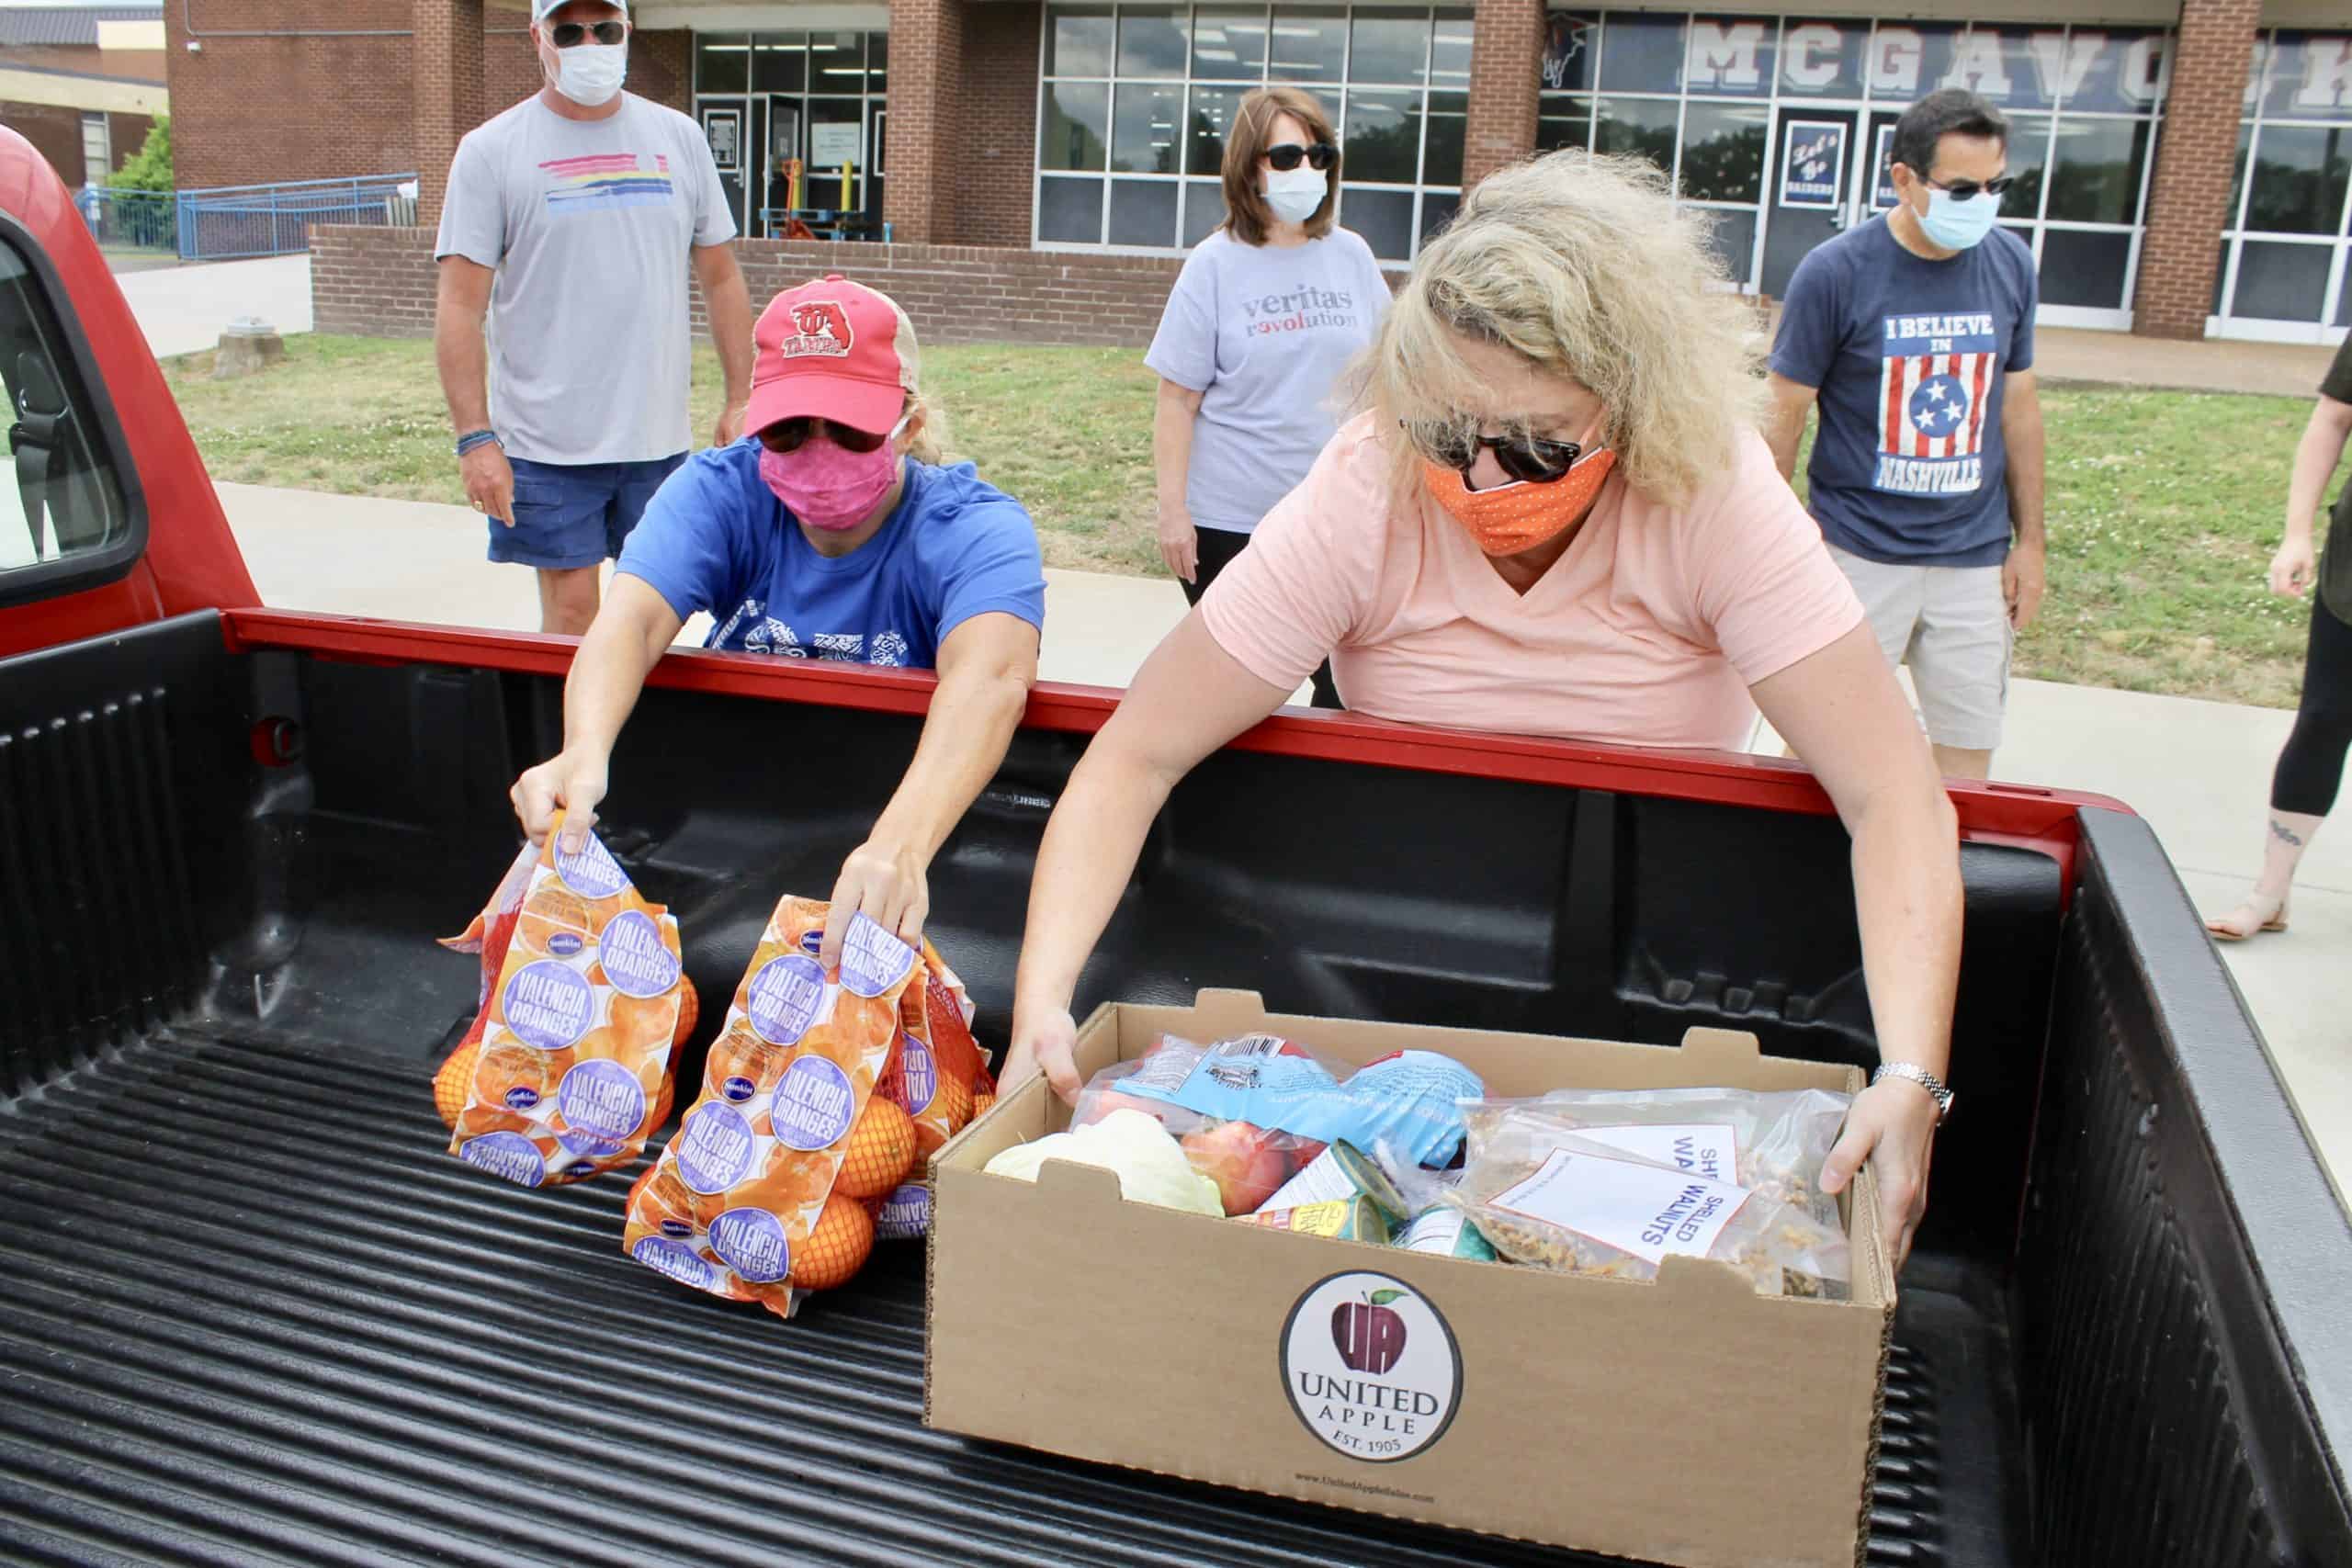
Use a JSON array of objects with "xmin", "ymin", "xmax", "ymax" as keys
[{"xmin": 745, "ymin": 275, "xmax": 919, "ymax": 439}]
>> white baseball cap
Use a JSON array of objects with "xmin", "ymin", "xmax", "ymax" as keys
[{"xmin": 532, "ymin": 0, "xmax": 628, "ymax": 21}]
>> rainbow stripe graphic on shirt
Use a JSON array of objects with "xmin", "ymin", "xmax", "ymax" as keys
[{"xmin": 540, "ymin": 152, "xmax": 673, "ymax": 215}]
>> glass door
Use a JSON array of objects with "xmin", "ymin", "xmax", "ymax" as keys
[
  {"xmin": 699, "ymin": 105, "xmax": 749, "ymax": 237},
  {"xmin": 1760, "ymin": 105, "xmax": 1860, "ymax": 298},
  {"xmin": 764, "ymin": 96, "xmax": 801, "ymax": 235}
]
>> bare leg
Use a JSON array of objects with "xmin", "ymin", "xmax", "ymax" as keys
[
  {"xmin": 537, "ymin": 565, "xmax": 601, "ymax": 636},
  {"xmin": 1931, "ymin": 744, "xmax": 1992, "ymax": 781},
  {"xmin": 2206, "ymin": 810, "xmax": 2322, "ymax": 940}
]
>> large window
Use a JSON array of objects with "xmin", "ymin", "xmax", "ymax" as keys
[
  {"xmin": 2216, "ymin": 30, "xmax": 2352, "ymax": 336},
  {"xmin": 0, "ymin": 233, "xmax": 137, "ymax": 601},
  {"xmin": 1038, "ymin": 4, "xmax": 1472, "ymax": 261},
  {"xmin": 694, "ymin": 31, "xmax": 889, "ymax": 241},
  {"xmin": 1539, "ymin": 15, "xmax": 2166, "ymax": 319}
]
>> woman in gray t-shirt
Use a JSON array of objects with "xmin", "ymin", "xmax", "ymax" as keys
[{"xmin": 1144, "ymin": 86, "xmax": 1392, "ymax": 709}]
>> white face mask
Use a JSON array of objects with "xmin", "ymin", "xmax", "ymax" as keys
[
  {"xmin": 551, "ymin": 40, "xmax": 628, "ymax": 107},
  {"xmin": 1262, "ymin": 164, "xmax": 1326, "ymax": 225}
]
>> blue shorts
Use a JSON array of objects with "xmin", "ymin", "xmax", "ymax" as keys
[{"xmin": 491, "ymin": 454, "xmax": 687, "ymax": 570}]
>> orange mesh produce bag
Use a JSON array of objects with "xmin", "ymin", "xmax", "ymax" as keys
[
  {"xmin": 444, "ymin": 813, "xmax": 685, "ymax": 1188},
  {"xmin": 623, "ymin": 896, "xmax": 924, "ymax": 1317}
]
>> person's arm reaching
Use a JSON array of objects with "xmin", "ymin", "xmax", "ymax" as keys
[
  {"xmin": 435, "ymin": 256, "xmax": 513, "ymax": 526},
  {"xmin": 1154, "ymin": 378, "xmax": 1207, "ymax": 583},
  {"xmin": 1762, "ymin": 372, "xmax": 1817, "ymax": 484},
  {"xmin": 1752, "ymin": 622, "xmax": 1961, "ymax": 1272},
  {"xmin": 1999, "ymin": 369, "xmax": 2047, "ymax": 629},
  {"xmin": 817, "ymin": 611, "xmax": 1041, "ymax": 968},
  {"xmin": 2275, "ymin": 393, "xmax": 2352, "ymax": 595},
  {"xmin": 695, "ymin": 241, "xmax": 755, "ymax": 447},
  {"xmin": 511, "ymin": 574, "xmax": 685, "ymax": 849},
  {"xmin": 1005, "ymin": 614, "xmax": 1293, "ymax": 1099}
]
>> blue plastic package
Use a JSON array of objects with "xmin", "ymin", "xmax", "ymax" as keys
[{"xmin": 1111, "ymin": 1034, "xmax": 1484, "ymax": 1168}]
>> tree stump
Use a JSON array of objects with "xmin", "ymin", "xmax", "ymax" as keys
[{"xmin": 213, "ymin": 317, "xmax": 286, "ymax": 379}]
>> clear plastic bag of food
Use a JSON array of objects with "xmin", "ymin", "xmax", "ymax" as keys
[
  {"xmin": 1512, "ymin": 1086, "xmax": 1852, "ymax": 1232},
  {"xmin": 1446, "ymin": 1110, "xmax": 1850, "ymax": 1299},
  {"xmin": 1071, "ymin": 1032, "xmax": 1484, "ymax": 1213},
  {"xmin": 1073, "ymin": 1039, "xmax": 1325, "ymax": 1214}
]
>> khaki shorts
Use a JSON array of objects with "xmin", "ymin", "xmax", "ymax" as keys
[{"xmin": 1827, "ymin": 543, "xmax": 2011, "ymax": 752}]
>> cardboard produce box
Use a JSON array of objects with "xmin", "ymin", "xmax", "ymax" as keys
[{"xmin": 928, "ymin": 991, "xmax": 1895, "ymax": 1568}]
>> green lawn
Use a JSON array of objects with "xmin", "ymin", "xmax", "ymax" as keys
[{"xmin": 164, "ymin": 334, "xmax": 2315, "ymax": 707}]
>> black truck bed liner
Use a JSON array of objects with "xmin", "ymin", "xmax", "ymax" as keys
[
  {"xmin": 4, "ymin": 614, "xmax": 2346, "ymax": 1568},
  {"xmin": 0, "ymin": 1026, "xmax": 2015, "ymax": 1568}
]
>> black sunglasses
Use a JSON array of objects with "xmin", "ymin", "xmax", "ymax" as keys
[
  {"xmin": 1405, "ymin": 421, "xmax": 1585, "ymax": 484},
  {"xmin": 549, "ymin": 19, "xmax": 627, "ymax": 47},
  {"xmin": 1264, "ymin": 141, "xmax": 1339, "ymax": 173},
  {"xmin": 1921, "ymin": 172, "xmax": 2015, "ymax": 202},
  {"xmin": 759, "ymin": 416, "xmax": 893, "ymax": 455}
]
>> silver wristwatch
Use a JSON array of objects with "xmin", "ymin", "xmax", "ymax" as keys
[{"xmin": 1873, "ymin": 1062, "xmax": 1955, "ymax": 1123}]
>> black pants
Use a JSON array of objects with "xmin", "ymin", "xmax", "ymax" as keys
[
  {"xmin": 2272, "ymin": 592, "xmax": 2352, "ymax": 816},
  {"xmin": 1180, "ymin": 525, "xmax": 1343, "ymax": 710}
]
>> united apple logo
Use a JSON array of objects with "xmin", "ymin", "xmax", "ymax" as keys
[{"xmin": 1331, "ymin": 1288, "xmax": 1409, "ymax": 1373}]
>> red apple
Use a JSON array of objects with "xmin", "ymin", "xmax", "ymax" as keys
[
  {"xmin": 1182, "ymin": 1120, "xmax": 1290, "ymax": 1215},
  {"xmin": 1288, "ymin": 1139, "xmax": 1329, "ymax": 1174}
]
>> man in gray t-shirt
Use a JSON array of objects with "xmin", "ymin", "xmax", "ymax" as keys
[{"xmin": 434, "ymin": 0, "xmax": 753, "ymax": 635}]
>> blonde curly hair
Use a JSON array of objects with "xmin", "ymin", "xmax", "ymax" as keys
[{"xmin": 1363, "ymin": 151, "xmax": 1763, "ymax": 508}]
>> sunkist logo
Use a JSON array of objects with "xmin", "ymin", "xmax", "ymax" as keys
[{"xmin": 1281, "ymin": 1269, "xmax": 1462, "ymax": 1464}]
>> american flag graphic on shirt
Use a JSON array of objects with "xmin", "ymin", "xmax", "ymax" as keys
[
  {"xmin": 540, "ymin": 152, "xmax": 674, "ymax": 216},
  {"xmin": 1872, "ymin": 311, "xmax": 1999, "ymax": 498}
]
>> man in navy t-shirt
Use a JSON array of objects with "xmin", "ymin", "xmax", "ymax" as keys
[
  {"xmin": 1767, "ymin": 89, "xmax": 2047, "ymax": 780},
  {"xmin": 510, "ymin": 275, "xmax": 1046, "ymax": 964}
]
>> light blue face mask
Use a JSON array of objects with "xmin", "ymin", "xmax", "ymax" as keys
[{"xmin": 1918, "ymin": 186, "xmax": 2002, "ymax": 251}]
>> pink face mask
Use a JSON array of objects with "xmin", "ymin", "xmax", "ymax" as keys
[{"xmin": 758, "ymin": 418, "xmax": 908, "ymax": 531}]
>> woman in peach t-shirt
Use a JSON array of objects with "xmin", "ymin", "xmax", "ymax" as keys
[{"xmin": 1005, "ymin": 152, "xmax": 1962, "ymax": 1270}]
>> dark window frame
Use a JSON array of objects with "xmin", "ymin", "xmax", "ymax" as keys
[{"xmin": 0, "ymin": 209, "xmax": 147, "ymax": 613}]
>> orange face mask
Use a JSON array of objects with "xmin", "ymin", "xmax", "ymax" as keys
[{"xmin": 1421, "ymin": 446, "xmax": 1618, "ymax": 558}]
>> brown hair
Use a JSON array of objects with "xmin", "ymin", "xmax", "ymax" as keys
[{"xmin": 1219, "ymin": 86, "xmax": 1338, "ymax": 246}]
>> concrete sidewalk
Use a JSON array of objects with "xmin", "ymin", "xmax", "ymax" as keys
[
  {"xmin": 116, "ymin": 254, "xmax": 313, "ymax": 360},
  {"xmin": 214, "ymin": 479, "xmax": 2346, "ymax": 1190}
]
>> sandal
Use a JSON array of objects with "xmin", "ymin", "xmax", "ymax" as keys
[{"xmin": 2206, "ymin": 891, "xmax": 2290, "ymax": 942}]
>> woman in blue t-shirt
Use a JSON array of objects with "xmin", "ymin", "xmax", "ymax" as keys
[
  {"xmin": 1145, "ymin": 85, "xmax": 1393, "ymax": 710},
  {"xmin": 510, "ymin": 275, "xmax": 1046, "ymax": 966}
]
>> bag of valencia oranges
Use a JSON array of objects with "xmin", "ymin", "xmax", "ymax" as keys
[
  {"xmin": 621, "ymin": 895, "xmax": 995, "ymax": 1317},
  {"xmin": 433, "ymin": 814, "xmax": 696, "ymax": 1188}
]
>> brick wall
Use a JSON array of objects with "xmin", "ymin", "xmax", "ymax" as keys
[
  {"xmin": 164, "ymin": 6, "xmax": 689, "ymax": 199},
  {"xmin": 414, "ymin": 0, "xmax": 483, "ymax": 229},
  {"xmin": 314, "ymin": 220, "xmax": 1408, "ymax": 347},
  {"xmin": 1463, "ymin": 0, "xmax": 1540, "ymax": 190},
  {"xmin": 312, "ymin": 221, "xmax": 1195, "ymax": 346},
  {"xmin": 3, "ymin": 101, "xmax": 90, "ymax": 187},
  {"xmin": 2134, "ymin": 0, "xmax": 2261, "ymax": 339},
  {"xmin": 0, "ymin": 44, "xmax": 169, "ymax": 83},
  {"xmin": 6, "ymin": 106, "xmax": 159, "ymax": 187},
  {"xmin": 955, "ymin": 2, "xmax": 1039, "ymax": 247},
  {"xmin": 164, "ymin": 1, "xmax": 416, "ymax": 191},
  {"xmin": 883, "ymin": 0, "xmax": 956, "ymax": 243}
]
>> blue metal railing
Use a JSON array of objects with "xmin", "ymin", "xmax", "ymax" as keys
[
  {"xmin": 172, "ymin": 174, "xmax": 419, "ymax": 262},
  {"xmin": 76, "ymin": 187, "xmax": 178, "ymax": 254}
]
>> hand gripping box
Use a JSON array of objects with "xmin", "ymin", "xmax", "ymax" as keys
[{"xmin": 927, "ymin": 991, "xmax": 1895, "ymax": 1568}]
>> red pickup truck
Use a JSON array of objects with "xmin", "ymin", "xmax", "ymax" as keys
[{"xmin": 3, "ymin": 127, "xmax": 2348, "ymax": 1567}]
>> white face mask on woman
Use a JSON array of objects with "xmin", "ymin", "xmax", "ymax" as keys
[
  {"xmin": 550, "ymin": 40, "xmax": 628, "ymax": 107},
  {"xmin": 1262, "ymin": 164, "xmax": 1326, "ymax": 224}
]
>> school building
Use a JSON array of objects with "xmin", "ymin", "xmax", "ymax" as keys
[{"xmin": 165, "ymin": 2, "xmax": 2352, "ymax": 343}]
